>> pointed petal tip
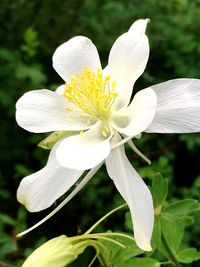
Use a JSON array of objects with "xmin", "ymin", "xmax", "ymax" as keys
[
  {"xmin": 135, "ymin": 230, "xmax": 152, "ymax": 251},
  {"xmin": 134, "ymin": 220, "xmax": 153, "ymax": 252},
  {"xmin": 139, "ymin": 242, "xmax": 152, "ymax": 252},
  {"xmin": 129, "ymin": 18, "xmax": 150, "ymax": 35},
  {"xmin": 108, "ymin": 19, "xmax": 150, "ymax": 107}
]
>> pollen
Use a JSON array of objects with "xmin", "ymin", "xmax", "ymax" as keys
[{"xmin": 63, "ymin": 66, "xmax": 118, "ymax": 136}]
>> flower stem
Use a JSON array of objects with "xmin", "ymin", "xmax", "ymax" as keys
[
  {"xmin": 70, "ymin": 232, "xmax": 133, "ymax": 246},
  {"xmin": 91, "ymin": 232, "xmax": 134, "ymax": 241},
  {"xmin": 90, "ymin": 236, "xmax": 125, "ymax": 248},
  {"xmin": 84, "ymin": 203, "xmax": 127, "ymax": 234},
  {"xmin": 161, "ymin": 233, "xmax": 182, "ymax": 267},
  {"xmin": 77, "ymin": 239, "xmax": 109, "ymax": 267}
]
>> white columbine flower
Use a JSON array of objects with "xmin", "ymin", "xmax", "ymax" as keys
[{"xmin": 16, "ymin": 19, "xmax": 200, "ymax": 251}]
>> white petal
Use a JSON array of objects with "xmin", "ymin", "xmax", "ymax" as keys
[
  {"xmin": 53, "ymin": 36, "xmax": 101, "ymax": 82},
  {"xmin": 110, "ymin": 88, "xmax": 157, "ymax": 136},
  {"xmin": 17, "ymin": 143, "xmax": 83, "ymax": 212},
  {"xmin": 106, "ymin": 134, "xmax": 154, "ymax": 251},
  {"xmin": 56, "ymin": 122, "xmax": 111, "ymax": 170},
  {"xmin": 108, "ymin": 19, "xmax": 149, "ymax": 108},
  {"xmin": 16, "ymin": 89, "xmax": 90, "ymax": 133},
  {"xmin": 55, "ymin": 84, "xmax": 65, "ymax": 95},
  {"xmin": 146, "ymin": 79, "xmax": 200, "ymax": 133},
  {"xmin": 128, "ymin": 18, "xmax": 150, "ymax": 35}
]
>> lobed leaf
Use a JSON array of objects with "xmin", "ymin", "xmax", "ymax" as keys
[{"xmin": 176, "ymin": 247, "xmax": 200, "ymax": 263}]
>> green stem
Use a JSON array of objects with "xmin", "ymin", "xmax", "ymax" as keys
[
  {"xmin": 88, "ymin": 252, "xmax": 99, "ymax": 267},
  {"xmin": 71, "ymin": 233, "xmax": 128, "ymax": 248},
  {"xmin": 91, "ymin": 236, "xmax": 125, "ymax": 249},
  {"xmin": 71, "ymin": 232, "xmax": 132, "ymax": 242},
  {"xmin": 84, "ymin": 203, "xmax": 127, "ymax": 234},
  {"xmin": 161, "ymin": 233, "xmax": 182, "ymax": 267},
  {"xmin": 79, "ymin": 239, "xmax": 109, "ymax": 267},
  {"xmin": 92, "ymin": 232, "xmax": 134, "ymax": 241}
]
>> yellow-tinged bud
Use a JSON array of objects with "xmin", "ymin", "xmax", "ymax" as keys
[
  {"xmin": 22, "ymin": 235, "xmax": 86, "ymax": 267},
  {"xmin": 37, "ymin": 131, "xmax": 72, "ymax": 150}
]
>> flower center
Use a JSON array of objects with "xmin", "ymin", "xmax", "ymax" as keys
[{"xmin": 63, "ymin": 66, "xmax": 118, "ymax": 137}]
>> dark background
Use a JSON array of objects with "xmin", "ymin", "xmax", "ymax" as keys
[{"xmin": 0, "ymin": 0, "xmax": 200, "ymax": 266}]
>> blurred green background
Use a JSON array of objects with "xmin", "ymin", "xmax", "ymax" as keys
[{"xmin": 0, "ymin": 0, "xmax": 200, "ymax": 266}]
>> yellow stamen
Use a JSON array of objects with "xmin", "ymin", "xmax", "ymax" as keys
[
  {"xmin": 63, "ymin": 66, "xmax": 118, "ymax": 137},
  {"xmin": 65, "ymin": 107, "xmax": 72, "ymax": 112}
]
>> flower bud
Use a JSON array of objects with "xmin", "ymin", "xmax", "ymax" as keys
[{"xmin": 22, "ymin": 235, "xmax": 86, "ymax": 267}]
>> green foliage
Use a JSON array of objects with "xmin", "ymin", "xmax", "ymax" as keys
[
  {"xmin": 22, "ymin": 174, "xmax": 199, "ymax": 266},
  {"xmin": 123, "ymin": 174, "xmax": 200, "ymax": 267},
  {"xmin": 152, "ymin": 173, "xmax": 168, "ymax": 208},
  {"xmin": 122, "ymin": 258, "xmax": 160, "ymax": 267},
  {"xmin": 22, "ymin": 27, "xmax": 40, "ymax": 58},
  {"xmin": 160, "ymin": 201, "xmax": 197, "ymax": 255},
  {"xmin": 176, "ymin": 248, "xmax": 200, "ymax": 264},
  {"xmin": 0, "ymin": 0, "xmax": 200, "ymax": 266},
  {"xmin": 98, "ymin": 233, "xmax": 143, "ymax": 266}
]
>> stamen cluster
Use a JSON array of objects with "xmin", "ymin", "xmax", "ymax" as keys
[{"xmin": 63, "ymin": 66, "xmax": 117, "ymax": 128}]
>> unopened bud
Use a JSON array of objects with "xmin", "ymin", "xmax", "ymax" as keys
[{"xmin": 22, "ymin": 235, "xmax": 86, "ymax": 267}]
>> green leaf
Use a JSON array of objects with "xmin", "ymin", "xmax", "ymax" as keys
[
  {"xmin": 152, "ymin": 173, "xmax": 168, "ymax": 208},
  {"xmin": 115, "ymin": 258, "xmax": 160, "ymax": 267},
  {"xmin": 22, "ymin": 27, "xmax": 39, "ymax": 57},
  {"xmin": 125, "ymin": 211, "xmax": 133, "ymax": 231},
  {"xmin": 163, "ymin": 199, "xmax": 200, "ymax": 215},
  {"xmin": 176, "ymin": 248, "xmax": 200, "ymax": 263},
  {"xmin": 159, "ymin": 199, "xmax": 200, "ymax": 255},
  {"xmin": 160, "ymin": 213, "xmax": 193, "ymax": 255},
  {"xmin": 0, "ymin": 213, "xmax": 16, "ymax": 226},
  {"xmin": 98, "ymin": 232, "xmax": 143, "ymax": 266},
  {"xmin": 15, "ymin": 63, "xmax": 47, "ymax": 84},
  {"xmin": 151, "ymin": 217, "xmax": 161, "ymax": 250}
]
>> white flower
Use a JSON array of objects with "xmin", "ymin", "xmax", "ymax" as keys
[{"xmin": 16, "ymin": 19, "xmax": 200, "ymax": 251}]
